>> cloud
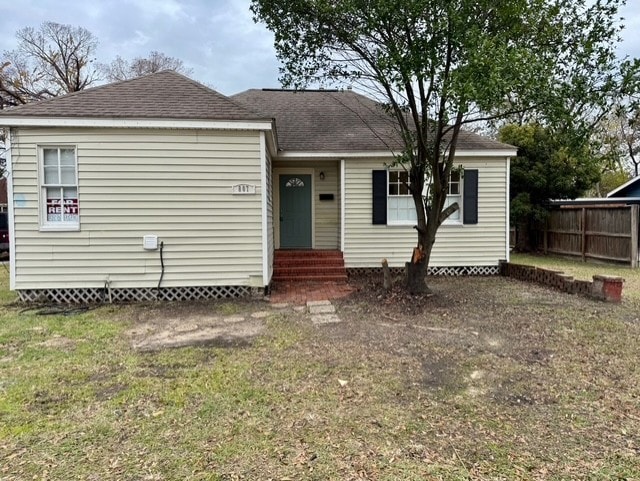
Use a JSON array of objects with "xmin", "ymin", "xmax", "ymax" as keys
[
  {"xmin": 3, "ymin": 0, "xmax": 633, "ymax": 96},
  {"xmin": 130, "ymin": 0, "xmax": 193, "ymax": 20},
  {"xmin": 619, "ymin": 3, "xmax": 640, "ymax": 59},
  {"xmin": 189, "ymin": 0, "xmax": 280, "ymax": 92}
]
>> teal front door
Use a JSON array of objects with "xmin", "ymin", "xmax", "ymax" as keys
[{"xmin": 279, "ymin": 174, "xmax": 312, "ymax": 248}]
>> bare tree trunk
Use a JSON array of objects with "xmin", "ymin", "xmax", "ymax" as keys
[
  {"xmin": 405, "ymin": 247, "xmax": 428, "ymax": 294},
  {"xmin": 404, "ymin": 164, "xmax": 446, "ymax": 295},
  {"xmin": 405, "ymin": 226, "xmax": 438, "ymax": 294},
  {"xmin": 382, "ymin": 258, "xmax": 392, "ymax": 290}
]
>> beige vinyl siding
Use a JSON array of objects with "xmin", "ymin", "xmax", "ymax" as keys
[
  {"xmin": 11, "ymin": 127, "xmax": 265, "ymax": 289},
  {"xmin": 273, "ymin": 160, "xmax": 340, "ymax": 249},
  {"xmin": 344, "ymin": 157, "xmax": 509, "ymax": 267},
  {"xmin": 314, "ymin": 163, "xmax": 340, "ymax": 249}
]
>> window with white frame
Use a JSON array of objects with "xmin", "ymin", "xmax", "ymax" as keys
[
  {"xmin": 40, "ymin": 146, "xmax": 79, "ymax": 229},
  {"xmin": 387, "ymin": 169, "xmax": 462, "ymax": 224},
  {"xmin": 388, "ymin": 170, "xmax": 417, "ymax": 223},
  {"xmin": 446, "ymin": 170, "xmax": 461, "ymax": 222}
]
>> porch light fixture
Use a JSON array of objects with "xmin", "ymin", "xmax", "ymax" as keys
[{"xmin": 319, "ymin": 171, "xmax": 325, "ymax": 180}]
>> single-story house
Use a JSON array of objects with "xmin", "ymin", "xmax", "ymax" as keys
[{"xmin": 0, "ymin": 71, "xmax": 516, "ymax": 302}]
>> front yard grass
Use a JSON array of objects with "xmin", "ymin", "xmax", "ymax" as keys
[{"xmin": 1, "ymin": 265, "xmax": 639, "ymax": 480}]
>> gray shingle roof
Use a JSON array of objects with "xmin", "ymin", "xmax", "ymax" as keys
[
  {"xmin": 0, "ymin": 72, "xmax": 514, "ymax": 153},
  {"xmin": 232, "ymin": 88, "xmax": 515, "ymax": 152},
  {"xmin": 0, "ymin": 71, "xmax": 266, "ymax": 121},
  {"xmin": 233, "ymin": 88, "xmax": 402, "ymax": 151}
]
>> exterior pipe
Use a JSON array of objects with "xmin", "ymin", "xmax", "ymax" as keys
[{"xmin": 156, "ymin": 241, "xmax": 165, "ymax": 298}]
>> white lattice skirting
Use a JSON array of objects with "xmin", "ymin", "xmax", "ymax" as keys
[
  {"xmin": 18, "ymin": 285, "xmax": 253, "ymax": 304},
  {"xmin": 347, "ymin": 265, "xmax": 500, "ymax": 277},
  {"xmin": 428, "ymin": 265, "xmax": 499, "ymax": 276}
]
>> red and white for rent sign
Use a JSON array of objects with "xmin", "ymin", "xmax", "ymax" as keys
[
  {"xmin": 47, "ymin": 198, "xmax": 78, "ymax": 214},
  {"xmin": 47, "ymin": 198, "xmax": 79, "ymax": 221}
]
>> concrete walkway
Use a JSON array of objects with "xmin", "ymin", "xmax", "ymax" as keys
[
  {"xmin": 129, "ymin": 282, "xmax": 353, "ymax": 350},
  {"xmin": 130, "ymin": 298, "xmax": 344, "ymax": 350},
  {"xmin": 307, "ymin": 299, "xmax": 342, "ymax": 324}
]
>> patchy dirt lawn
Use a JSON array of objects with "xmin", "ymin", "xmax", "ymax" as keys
[{"xmin": 1, "ymin": 270, "xmax": 639, "ymax": 480}]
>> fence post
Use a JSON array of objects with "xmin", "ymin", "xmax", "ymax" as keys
[
  {"xmin": 543, "ymin": 217, "xmax": 548, "ymax": 254},
  {"xmin": 581, "ymin": 207, "xmax": 587, "ymax": 262},
  {"xmin": 631, "ymin": 204, "xmax": 639, "ymax": 268}
]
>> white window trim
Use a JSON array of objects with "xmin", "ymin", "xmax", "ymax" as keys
[
  {"xmin": 387, "ymin": 169, "xmax": 414, "ymax": 226},
  {"xmin": 445, "ymin": 170, "xmax": 463, "ymax": 225},
  {"xmin": 386, "ymin": 169, "xmax": 463, "ymax": 226},
  {"xmin": 38, "ymin": 145, "xmax": 80, "ymax": 232}
]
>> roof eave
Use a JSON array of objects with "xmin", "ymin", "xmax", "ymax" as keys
[
  {"xmin": 276, "ymin": 148, "xmax": 518, "ymax": 160},
  {"xmin": 0, "ymin": 116, "xmax": 274, "ymax": 131}
]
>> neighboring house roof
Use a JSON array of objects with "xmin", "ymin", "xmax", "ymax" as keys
[
  {"xmin": 232, "ymin": 88, "xmax": 515, "ymax": 153},
  {"xmin": 607, "ymin": 175, "xmax": 640, "ymax": 198},
  {"xmin": 0, "ymin": 71, "xmax": 265, "ymax": 122}
]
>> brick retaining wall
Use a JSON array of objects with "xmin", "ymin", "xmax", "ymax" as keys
[{"xmin": 499, "ymin": 261, "xmax": 624, "ymax": 302}]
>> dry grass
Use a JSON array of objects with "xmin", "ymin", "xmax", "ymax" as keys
[{"xmin": 1, "ymin": 265, "xmax": 639, "ymax": 480}]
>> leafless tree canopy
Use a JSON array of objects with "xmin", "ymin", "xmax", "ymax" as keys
[
  {"xmin": 0, "ymin": 22, "xmax": 99, "ymax": 108},
  {"xmin": 617, "ymin": 108, "xmax": 640, "ymax": 177},
  {"xmin": 99, "ymin": 51, "xmax": 193, "ymax": 82}
]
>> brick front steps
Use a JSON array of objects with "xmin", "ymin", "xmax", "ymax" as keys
[{"xmin": 273, "ymin": 250, "xmax": 348, "ymax": 283}]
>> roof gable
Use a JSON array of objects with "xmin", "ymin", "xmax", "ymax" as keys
[
  {"xmin": 607, "ymin": 175, "xmax": 640, "ymax": 198},
  {"xmin": 232, "ymin": 88, "xmax": 515, "ymax": 153},
  {"xmin": 0, "ymin": 71, "xmax": 265, "ymax": 122}
]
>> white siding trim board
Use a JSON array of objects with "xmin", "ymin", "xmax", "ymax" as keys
[
  {"xmin": 340, "ymin": 158, "xmax": 346, "ymax": 251},
  {"xmin": 266, "ymin": 151, "xmax": 274, "ymax": 283},
  {"xmin": 6, "ymin": 129, "xmax": 16, "ymax": 289},
  {"xmin": 278, "ymin": 151, "xmax": 394, "ymax": 160},
  {"xmin": 277, "ymin": 149, "xmax": 517, "ymax": 160},
  {"xmin": 505, "ymin": 156, "xmax": 511, "ymax": 262},
  {"xmin": 260, "ymin": 131, "xmax": 269, "ymax": 287},
  {"xmin": 1, "ymin": 117, "xmax": 274, "ymax": 131}
]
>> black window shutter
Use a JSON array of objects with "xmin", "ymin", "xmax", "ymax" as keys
[
  {"xmin": 372, "ymin": 170, "xmax": 387, "ymax": 225},
  {"xmin": 463, "ymin": 169, "xmax": 478, "ymax": 225}
]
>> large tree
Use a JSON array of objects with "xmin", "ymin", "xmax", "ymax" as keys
[
  {"xmin": 500, "ymin": 123, "xmax": 602, "ymax": 250},
  {"xmin": 99, "ymin": 51, "xmax": 192, "ymax": 82},
  {"xmin": 252, "ymin": 0, "xmax": 634, "ymax": 293},
  {"xmin": 0, "ymin": 22, "xmax": 99, "ymax": 109}
]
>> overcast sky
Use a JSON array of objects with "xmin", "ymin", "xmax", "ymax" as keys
[{"xmin": 1, "ymin": 0, "xmax": 639, "ymax": 96}]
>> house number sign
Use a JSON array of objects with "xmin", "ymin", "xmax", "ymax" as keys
[{"xmin": 232, "ymin": 183, "xmax": 256, "ymax": 195}]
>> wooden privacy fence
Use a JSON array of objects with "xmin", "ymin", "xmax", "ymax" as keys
[{"xmin": 540, "ymin": 204, "xmax": 639, "ymax": 267}]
